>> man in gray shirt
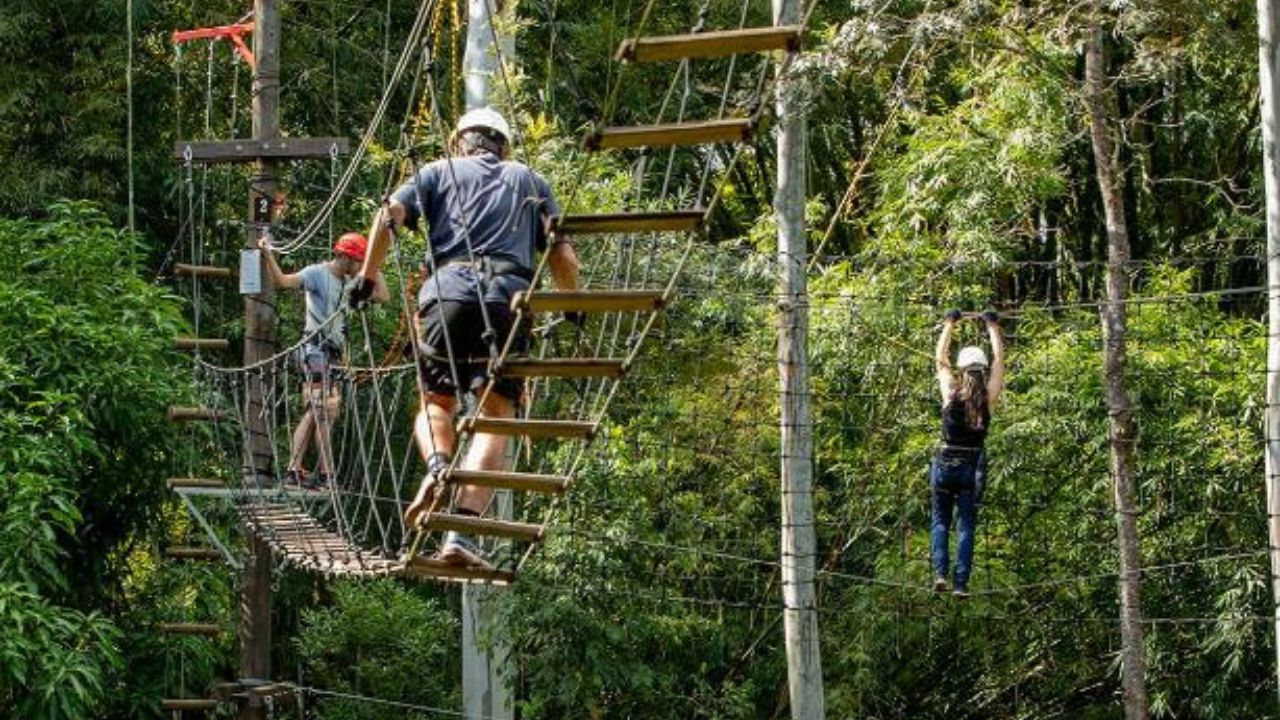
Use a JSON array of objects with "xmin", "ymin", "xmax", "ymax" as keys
[
  {"xmin": 350, "ymin": 107, "xmax": 580, "ymax": 568},
  {"xmin": 260, "ymin": 232, "xmax": 388, "ymax": 489}
]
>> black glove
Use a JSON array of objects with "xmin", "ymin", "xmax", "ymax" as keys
[
  {"xmin": 564, "ymin": 311, "xmax": 586, "ymax": 329},
  {"xmin": 981, "ymin": 310, "xmax": 1000, "ymax": 325},
  {"xmin": 348, "ymin": 275, "xmax": 376, "ymax": 310},
  {"xmin": 943, "ymin": 308, "xmax": 962, "ymax": 322}
]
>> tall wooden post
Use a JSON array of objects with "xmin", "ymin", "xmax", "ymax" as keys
[
  {"xmin": 774, "ymin": 0, "xmax": 824, "ymax": 718},
  {"xmin": 1256, "ymin": 0, "xmax": 1280, "ymax": 704},
  {"xmin": 1085, "ymin": 24, "xmax": 1148, "ymax": 720},
  {"xmin": 239, "ymin": 1, "xmax": 280, "ymax": 716},
  {"xmin": 461, "ymin": 2, "xmax": 515, "ymax": 718}
]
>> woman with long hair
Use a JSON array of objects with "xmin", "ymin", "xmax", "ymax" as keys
[{"xmin": 931, "ymin": 309, "xmax": 1005, "ymax": 598}]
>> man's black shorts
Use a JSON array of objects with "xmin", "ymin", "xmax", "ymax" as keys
[{"xmin": 416, "ymin": 298, "xmax": 528, "ymax": 402}]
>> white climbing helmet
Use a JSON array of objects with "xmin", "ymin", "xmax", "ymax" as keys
[
  {"xmin": 957, "ymin": 346, "xmax": 989, "ymax": 370},
  {"xmin": 456, "ymin": 107, "xmax": 511, "ymax": 145}
]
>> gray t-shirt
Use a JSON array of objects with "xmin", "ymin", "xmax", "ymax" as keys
[
  {"xmin": 391, "ymin": 153, "xmax": 560, "ymax": 304},
  {"xmin": 298, "ymin": 262, "xmax": 347, "ymax": 351}
]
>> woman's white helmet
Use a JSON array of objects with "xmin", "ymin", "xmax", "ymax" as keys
[
  {"xmin": 456, "ymin": 107, "xmax": 511, "ymax": 144},
  {"xmin": 957, "ymin": 346, "xmax": 989, "ymax": 370}
]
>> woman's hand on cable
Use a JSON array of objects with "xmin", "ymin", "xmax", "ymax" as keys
[{"xmin": 256, "ymin": 235, "xmax": 274, "ymax": 253}]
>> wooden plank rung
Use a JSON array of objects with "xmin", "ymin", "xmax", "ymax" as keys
[
  {"xmin": 498, "ymin": 358, "xmax": 626, "ymax": 379},
  {"xmin": 617, "ymin": 25, "xmax": 802, "ymax": 63},
  {"xmin": 402, "ymin": 556, "xmax": 516, "ymax": 584},
  {"xmin": 174, "ymin": 137, "xmax": 349, "ymax": 164},
  {"xmin": 162, "ymin": 699, "xmax": 220, "ymax": 711},
  {"xmin": 461, "ymin": 417, "xmax": 596, "ymax": 439},
  {"xmin": 175, "ymin": 337, "xmax": 230, "ymax": 351},
  {"xmin": 447, "ymin": 469, "xmax": 569, "ymax": 494},
  {"xmin": 513, "ymin": 290, "xmax": 666, "ymax": 314},
  {"xmin": 160, "ymin": 622, "xmax": 222, "ymax": 637},
  {"xmin": 587, "ymin": 119, "xmax": 753, "ymax": 150},
  {"xmin": 175, "ymin": 263, "xmax": 234, "ymax": 279},
  {"xmin": 165, "ymin": 546, "xmax": 223, "ymax": 561},
  {"xmin": 167, "ymin": 406, "xmax": 227, "ymax": 423},
  {"xmin": 552, "ymin": 210, "xmax": 705, "ymax": 235},
  {"xmin": 423, "ymin": 513, "xmax": 544, "ymax": 542},
  {"xmin": 168, "ymin": 477, "xmax": 229, "ymax": 490}
]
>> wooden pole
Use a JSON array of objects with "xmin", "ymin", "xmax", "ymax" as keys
[
  {"xmin": 1256, "ymin": 0, "xmax": 1280, "ymax": 705},
  {"xmin": 774, "ymin": 1, "xmax": 824, "ymax": 718},
  {"xmin": 461, "ymin": 3, "xmax": 514, "ymax": 718},
  {"xmin": 239, "ymin": 2, "xmax": 280, "ymax": 717},
  {"xmin": 1084, "ymin": 23, "xmax": 1149, "ymax": 720}
]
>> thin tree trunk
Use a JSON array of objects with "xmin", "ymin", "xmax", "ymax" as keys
[
  {"xmin": 1254, "ymin": 0, "xmax": 1280, "ymax": 705},
  {"xmin": 1084, "ymin": 24, "xmax": 1149, "ymax": 720},
  {"xmin": 774, "ymin": 1, "xmax": 825, "ymax": 718}
]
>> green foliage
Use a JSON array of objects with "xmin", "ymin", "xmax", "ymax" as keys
[
  {"xmin": 296, "ymin": 580, "xmax": 460, "ymax": 720},
  {"xmin": 0, "ymin": 202, "xmax": 185, "ymax": 718}
]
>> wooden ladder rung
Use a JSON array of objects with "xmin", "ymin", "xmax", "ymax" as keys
[
  {"xmin": 175, "ymin": 263, "xmax": 234, "ymax": 280},
  {"xmin": 513, "ymin": 290, "xmax": 666, "ymax": 314},
  {"xmin": 498, "ymin": 358, "xmax": 626, "ymax": 379},
  {"xmin": 175, "ymin": 337, "xmax": 230, "ymax": 351},
  {"xmin": 552, "ymin": 210, "xmax": 705, "ymax": 235},
  {"xmin": 402, "ymin": 555, "xmax": 516, "ymax": 584},
  {"xmin": 447, "ymin": 469, "xmax": 569, "ymax": 494},
  {"xmin": 461, "ymin": 417, "xmax": 596, "ymax": 440},
  {"xmin": 167, "ymin": 406, "xmax": 227, "ymax": 423},
  {"xmin": 423, "ymin": 513, "xmax": 544, "ymax": 542},
  {"xmin": 160, "ymin": 622, "xmax": 222, "ymax": 637},
  {"xmin": 161, "ymin": 699, "xmax": 220, "ymax": 711},
  {"xmin": 165, "ymin": 546, "xmax": 223, "ymax": 561},
  {"xmin": 168, "ymin": 477, "xmax": 229, "ymax": 490},
  {"xmin": 617, "ymin": 25, "xmax": 802, "ymax": 63},
  {"xmin": 587, "ymin": 118, "xmax": 753, "ymax": 150}
]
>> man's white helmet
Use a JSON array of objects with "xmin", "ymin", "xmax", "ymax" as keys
[
  {"xmin": 456, "ymin": 107, "xmax": 511, "ymax": 144},
  {"xmin": 957, "ymin": 346, "xmax": 989, "ymax": 370}
]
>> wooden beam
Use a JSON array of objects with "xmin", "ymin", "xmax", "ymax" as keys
[
  {"xmin": 460, "ymin": 417, "xmax": 596, "ymax": 440},
  {"xmin": 174, "ymin": 137, "xmax": 349, "ymax": 164},
  {"xmin": 175, "ymin": 263, "xmax": 235, "ymax": 279},
  {"xmin": 617, "ymin": 26, "xmax": 802, "ymax": 63},
  {"xmin": 586, "ymin": 119, "xmax": 753, "ymax": 151},
  {"xmin": 552, "ymin": 210, "xmax": 705, "ymax": 235},
  {"xmin": 168, "ymin": 477, "xmax": 229, "ymax": 490},
  {"xmin": 175, "ymin": 338, "xmax": 231, "ymax": 351},
  {"xmin": 513, "ymin": 289, "xmax": 666, "ymax": 314},
  {"xmin": 423, "ymin": 513, "xmax": 544, "ymax": 542}
]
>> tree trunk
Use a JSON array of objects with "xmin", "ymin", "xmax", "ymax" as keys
[
  {"xmin": 1254, "ymin": 0, "xmax": 1280, "ymax": 705},
  {"xmin": 774, "ymin": 1, "xmax": 825, "ymax": 719},
  {"xmin": 1084, "ymin": 24, "xmax": 1149, "ymax": 720}
]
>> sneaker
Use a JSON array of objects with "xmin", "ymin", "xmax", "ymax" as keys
[
  {"xmin": 437, "ymin": 531, "xmax": 492, "ymax": 570},
  {"xmin": 932, "ymin": 576, "xmax": 948, "ymax": 593},
  {"xmin": 282, "ymin": 469, "xmax": 308, "ymax": 489},
  {"xmin": 952, "ymin": 586, "xmax": 971, "ymax": 600},
  {"xmin": 305, "ymin": 473, "xmax": 330, "ymax": 491}
]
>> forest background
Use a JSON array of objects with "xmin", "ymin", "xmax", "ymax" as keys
[{"xmin": 0, "ymin": 0, "xmax": 1274, "ymax": 717}]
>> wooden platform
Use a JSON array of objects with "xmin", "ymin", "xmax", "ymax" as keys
[
  {"xmin": 161, "ymin": 698, "xmax": 219, "ymax": 711},
  {"xmin": 175, "ymin": 337, "xmax": 230, "ymax": 352},
  {"xmin": 617, "ymin": 26, "xmax": 802, "ymax": 63},
  {"xmin": 175, "ymin": 263, "xmax": 234, "ymax": 279}
]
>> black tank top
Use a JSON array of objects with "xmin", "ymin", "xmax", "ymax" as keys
[{"xmin": 942, "ymin": 398, "xmax": 989, "ymax": 448}]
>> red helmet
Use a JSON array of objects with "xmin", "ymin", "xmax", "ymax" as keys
[{"xmin": 334, "ymin": 232, "xmax": 368, "ymax": 262}]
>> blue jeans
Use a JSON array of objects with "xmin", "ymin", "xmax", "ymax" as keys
[{"xmin": 930, "ymin": 449, "xmax": 986, "ymax": 589}]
